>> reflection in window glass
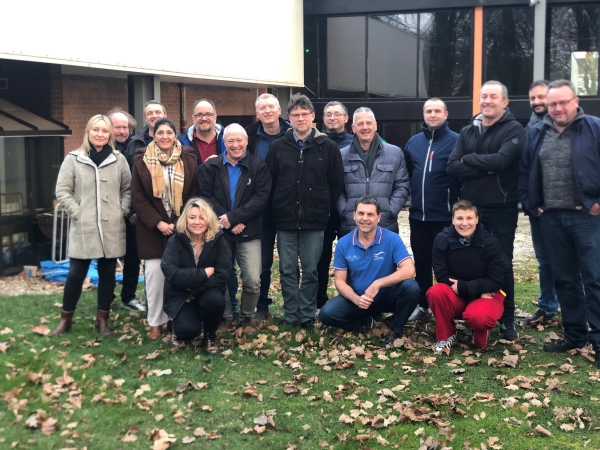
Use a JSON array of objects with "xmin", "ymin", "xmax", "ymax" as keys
[
  {"xmin": 484, "ymin": 7, "xmax": 534, "ymax": 96},
  {"xmin": 548, "ymin": 5, "xmax": 599, "ymax": 96},
  {"xmin": 368, "ymin": 14, "xmax": 418, "ymax": 99},
  {"xmin": 321, "ymin": 16, "xmax": 366, "ymax": 99},
  {"xmin": 303, "ymin": 16, "xmax": 319, "ymax": 99},
  {"xmin": 420, "ymin": 11, "xmax": 472, "ymax": 97}
]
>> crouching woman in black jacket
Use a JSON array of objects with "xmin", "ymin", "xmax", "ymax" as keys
[
  {"xmin": 161, "ymin": 198, "xmax": 231, "ymax": 354},
  {"xmin": 427, "ymin": 200, "xmax": 505, "ymax": 352}
]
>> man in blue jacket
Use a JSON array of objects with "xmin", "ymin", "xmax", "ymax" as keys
[
  {"xmin": 519, "ymin": 79, "xmax": 600, "ymax": 368},
  {"xmin": 404, "ymin": 98, "xmax": 460, "ymax": 321}
]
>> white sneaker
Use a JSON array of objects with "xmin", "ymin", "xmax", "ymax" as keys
[
  {"xmin": 408, "ymin": 306, "xmax": 428, "ymax": 321},
  {"xmin": 123, "ymin": 299, "xmax": 146, "ymax": 311},
  {"xmin": 435, "ymin": 333, "xmax": 457, "ymax": 352}
]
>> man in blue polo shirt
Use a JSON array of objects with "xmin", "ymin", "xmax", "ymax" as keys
[{"xmin": 319, "ymin": 196, "xmax": 420, "ymax": 346}]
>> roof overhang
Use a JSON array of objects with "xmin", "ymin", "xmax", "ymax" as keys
[{"xmin": 0, "ymin": 98, "xmax": 71, "ymax": 137}]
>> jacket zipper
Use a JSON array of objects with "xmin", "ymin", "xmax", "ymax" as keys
[
  {"xmin": 421, "ymin": 130, "xmax": 434, "ymax": 221},
  {"xmin": 298, "ymin": 146, "xmax": 304, "ymax": 228}
]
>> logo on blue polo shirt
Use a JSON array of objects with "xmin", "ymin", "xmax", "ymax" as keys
[
  {"xmin": 374, "ymin": 252, "xmax": 385, "ymax": 261},
  {"xmin": 346, "ymin": 254, "xmax": 359, "ymax": 261}
]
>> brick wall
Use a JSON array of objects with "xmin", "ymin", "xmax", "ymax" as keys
[{"xmin": 51, "ymin": 74, "xmax": 128, "ymax": 152}]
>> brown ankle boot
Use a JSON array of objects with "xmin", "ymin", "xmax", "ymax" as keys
[
  {"xmin": 52, "ymin": 310, "xmax": 74, "ymax": 335},
  {"xmin": 149, "ymin": 326, "xmax": 162, "ymax": 340},
  {"xmin": 94, "ymin": 309, "xmax": 113, "ymax": 335}
]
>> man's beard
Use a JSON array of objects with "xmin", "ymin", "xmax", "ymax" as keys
[{"xmin": 531, "ymin": 104, "xmax": 547, "ymax": 116}]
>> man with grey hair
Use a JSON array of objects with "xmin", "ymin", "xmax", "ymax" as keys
[
  {"xmin": 198, "ymin": 123, "xmax": 272, "ymax": 333},
  {"xmin": 245, "ymin": 93, "xmax": 292, "ymax": 322},
  {"xmin": 107, "ymin": 108, "xmax": 137, "ymax": 152},
  {"xmin": 447, "ymin": 80, "xmax": 525, "ymax": 341},
  {"xmin": 323, "ymin": 101, "xmax": 353, "ymax": 148},
  {"xmin": 519, "ymin": 79, "xmax": 600, "ymax": 368},
  {"xmin": 337, "ymin": 106, "xmax": 409, "ymax": 236}
]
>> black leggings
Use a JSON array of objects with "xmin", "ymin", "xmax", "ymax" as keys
[
  {"xmin": 62, "ymin": 257, "xmax": 117, "ymax": 312},
  {"xmin": 173, "ymin": 288, "xmax": 226, "ymax": 341}
]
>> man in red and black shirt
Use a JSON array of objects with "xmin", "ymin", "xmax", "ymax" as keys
[{"xmin": 179, "ymin": 98, "xmax": 225, "ymax": 166}]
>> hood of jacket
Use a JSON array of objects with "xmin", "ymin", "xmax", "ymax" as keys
[
  {"xmin": 541, "ymin": 107, "xmax": 585, "ymax": 131},
  {"xmin": 471, "ymin": 108, "xmax": 516, "ymax": 133},
  {"xmin": 283, "ymin": 127, "xmax": 328, "ymax": 145},
  {"xmin": 185, "ymin": 123, "xmax": 223, "ymax": 142}
]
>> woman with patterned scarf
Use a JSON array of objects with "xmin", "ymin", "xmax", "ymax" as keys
[{"xmin": 131, "ymin": 117, "xmax": 199, "ymax": 340}]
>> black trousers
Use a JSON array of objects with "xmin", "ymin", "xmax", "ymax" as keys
[
  {"xmin": 317, "ymin": 211, "xmax": 341, "ymax": 308},
  {"xmin": 409, "ymin": 218, "xmax": 450, "ymax": 308},
  {"xmin": 121, "ymin": 218, "xmax": 141, "ymax": 302},
  {"xmin": 173, "ymin": 288, "xmax": 226, "ymax": 341},
  {"xmin": 63, "ymin": 257, "xmax": 117, "ymax": 312}
]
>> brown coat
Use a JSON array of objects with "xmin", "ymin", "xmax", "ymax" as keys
[{"xmin": 131, "ymin": 146, "xmax": 199, "ymax": 260}]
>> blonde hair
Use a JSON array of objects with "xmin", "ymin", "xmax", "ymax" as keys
[
  {"xmin": 80, "ymin": 115, "xmax": 115, "ymax": 155},
  {"xmin": 176, "ymin": 197, "xmax": 221, "ymax": 242}
]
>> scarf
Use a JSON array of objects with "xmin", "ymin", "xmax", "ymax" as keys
[
  {"xmin": 143, "ymin": 140, "xmax": 185, "ymax": 216},
  {"xmin": 88, "ymin": 142, "xmax": 113, "ymax": 167},
  {"xmin": 351, "ymin": 133, "xmax": 381, "ymax": 178}
]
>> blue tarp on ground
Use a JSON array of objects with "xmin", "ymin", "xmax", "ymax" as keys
[{"xmin": 40, "ymin": 260, "xmax": 144, "ymax": 287}]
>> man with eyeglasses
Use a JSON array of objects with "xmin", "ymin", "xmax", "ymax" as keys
[
  {"xmin": 447, "ymin": 80, "xmax": 525, "ymax": 342},
  {"xmin": 246, "ymin": 93, "xmax": 291, "ymax": 322},
  {"xmin": 519, "ymin": 79, "xmax": 600, "ymax": 368},
  {"xmin": 316, "ymin": 101, "xmax": 353, "ymax": 313},
  {"xmin": 266, "ymin": 93, "xmax": 344, "ymax": 329},
  {"xmin": 323, "ymin": 101, "xmax": 353, "ymax": 148},
  {"xmin": 179, "ymin": 99, "xmax": 225, "ymax": 166},
  {"xmin": 126, "ymin": 100, "xmax": 166, "ymax": 168}
]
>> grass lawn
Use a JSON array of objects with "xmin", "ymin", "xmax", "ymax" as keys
[{"xmin": 1, "ymin": 265, "xmax": 599, "ymax": 450}]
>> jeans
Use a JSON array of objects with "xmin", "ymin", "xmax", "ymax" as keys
[
  {"xmin": 256, "ymin": 217, "xmax": 277, "ymax": 313},
  {"xmin": 539, "ymin": 210, "xmax": 600, "ymax": 350},
  {"xmin": 317, "ymin": 211, "xmax": 341, "ymax": 308},
  {"xmin": 223, "ymin": 239, "xmax": 262, "ymax": 320},
  {"xmin": 63, "ymin": 257, "xmax": 117, "ymax": 312},
  {"xmin": 529, "ymin": 216, "xmax": 558, "ymax": 316},
  {"xmin": 172, "ymin": 288, "xmax": 225, "ymax": 341},
  {"xmin": 121, "ymin": 218, "xmax": 141, "ymax": 303},
  {"xmin": 478, "ymin": 207, "xmax": 518, "ymax": 324},
  {"xmin": 319, "ymin": 279, "xmax": 420, "ymax": 336},
  {"xmin": 277, "ymin": 230, "xmax": 324, "ymax": 324},
  {"xmin": 409, "ymin": 218, "xmax": 450, "ymax": 308},
  {"xmin": 225, "ymin": 260, "xmax": 239, "ymax": 318}
]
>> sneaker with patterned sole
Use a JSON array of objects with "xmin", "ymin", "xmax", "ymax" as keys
[
  {"xmin": 435, "ymin": 333, "xmax": 457, "ymax": 352},
  {"xmin": 122, "ymin": 299, "xmax": 146, "ymax": 311}
]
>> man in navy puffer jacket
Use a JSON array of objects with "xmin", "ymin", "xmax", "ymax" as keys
[{"xmin": 404, "ymin": 99, "xmax": 460, "ymax": 321}]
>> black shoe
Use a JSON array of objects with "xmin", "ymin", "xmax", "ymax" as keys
[
  {"xmin": 300, "ymin": 320, "xmax": 314, "ymax": 331},
  {"xmin": 232, "ymin": 311, "xmax": 240, "ymax": 322},
  {"xmin": 524, "ymin": 309, "xmax": 555, "ymax": 326},
  {"xmin": 543, "ymin": 339, "xmax": 579, "ymax": 353},
  {"xmin": 382, "ymin": 331, "xmax": 402, "ymax": 347},
  {"xmin": 595, "ymin": 351, "xmax": 600, "ymax": 369},
  {"xmin": 202, "ymin": 334, "xmax": 219, "ymax": 355},
  {"xmin": 500, "ymin": 322, "xmax": 519, "ymax": 341}
]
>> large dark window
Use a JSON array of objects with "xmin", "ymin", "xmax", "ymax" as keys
[
  {"xmin": 484, "ymin": 7, "xmax": 534, "ymax": 97},
  {"xmin": 304, "ymin": 9, "xmax": 473, "ymax": 101},
  {"xmin": 368, "ymin": 14, "xmax": 418, "ymax": 99},
  {"xmin": 420, "ymin": 11, "xmax": 472, "ymax": 97},
  {"xmin": 547, "ymin": 4, "xmax": 600, "ymax": 96}
]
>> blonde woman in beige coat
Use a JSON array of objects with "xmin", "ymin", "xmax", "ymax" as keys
[{"xmin": 52, "ymin": 114, "xmax": 131, "ymax": 335}]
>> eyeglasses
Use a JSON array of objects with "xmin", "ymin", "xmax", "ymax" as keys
[
  {"xmin": 289, "ymin": 112, "xmax": 313, "ymax": 119},
  {"xmin": 325, "ymin": 112, "xmax": 345, "ymax": 118},
  {"xmin": 192, "ymin": 112, "xmax": 216, "ymax": 119},
  {"xmin": 547, "ymin": 97, "xmax": 577, "ymax": 109}
]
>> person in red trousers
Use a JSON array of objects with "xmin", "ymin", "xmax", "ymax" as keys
[{"xmin": 427, "ymin": 200, "xmax": 505, "ymax": 351}]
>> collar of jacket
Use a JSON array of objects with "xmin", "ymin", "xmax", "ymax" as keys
[
  {"xmin": 283, "ymin": 128, "xmax": 327, "ymax": 147},
  {"xmin": 422, "ymin": 120, "xmax": 449, "ymax": 140},
  {"xmin": 69, "ymin": 149, "xmax": 118, "ymax": 168},
  {"xmin": 347, "ymin": 133, "xmax": 383, "ymax": 158},
  {"xmin": 209, "ymin": 152, "xmax": 250, "ymax": 169},
  {"xmin": 175, "ymin": 229, "xmax": 223, "ymax": 253},
  {"xmin": 447, "ymin": 223, "xmax": 486, "ymax": 248}
]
